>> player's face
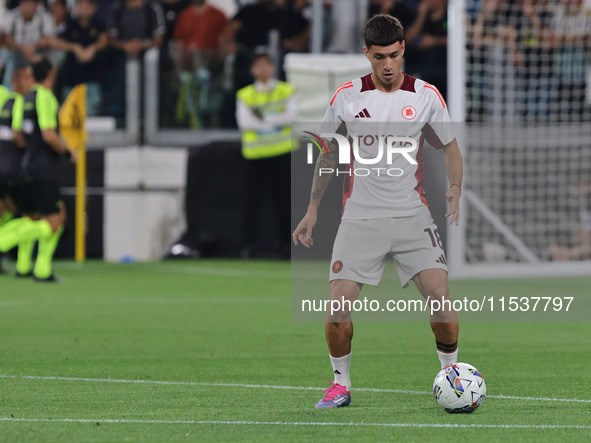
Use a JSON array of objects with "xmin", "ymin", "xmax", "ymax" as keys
[{"xmin": 364, "ymin": 42, "xmax": 405, "ymax": 88}]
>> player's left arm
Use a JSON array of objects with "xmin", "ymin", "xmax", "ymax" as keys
[{"xmin": 442, "ymin": 139, "xmax": 463, "ymax": 226}]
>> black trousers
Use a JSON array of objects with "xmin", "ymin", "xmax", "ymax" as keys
[{"xmin": 241, "ymin": 152, "xmax": 291, "ymax": 256}]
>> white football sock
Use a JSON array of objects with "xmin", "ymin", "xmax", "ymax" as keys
[
  {"xmin": 330, "ymin": 353, "xmax": 351, "ymax": 391},
  {"xmin": 437, "ymin": 349, "xmax": 458, "ymax": 369}
]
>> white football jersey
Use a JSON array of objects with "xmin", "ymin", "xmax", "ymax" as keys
[{"xmin": 320, "ymin": 73, "xmax": 455, "ymax": 220}]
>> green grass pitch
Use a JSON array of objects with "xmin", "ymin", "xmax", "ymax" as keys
[{"xmin": 0, "ymin": 259, "xmax": 590, "ymax": 442}]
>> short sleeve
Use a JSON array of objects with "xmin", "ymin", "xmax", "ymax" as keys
[
  {"xmin": 11, "ymin": 94, "xmax": 24, "ymax": 131},
  {"xmin": 425, "ymin": 84, "xmax": 455, "ymax": 147},
  {"xmin": 2, "ymin": 10, "xmax": 14, "ymax": 34},
  {"xmin": 319, "ymin": 87, "xmax": 345, "ymax": 134},
  {"xmin": 42, "ymin": 11, "xmax": 56, "ymax": 37},
  {"xmin": 37, "ymin": 88, "xmax": 59, "ymax": 130}
]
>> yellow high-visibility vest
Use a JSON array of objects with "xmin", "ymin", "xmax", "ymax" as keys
[{"xmin": 237, "ymin": 81, "xmax": 294, "ymax": 159}]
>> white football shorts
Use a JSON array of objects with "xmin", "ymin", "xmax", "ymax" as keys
[{"xmin": 329, "ymin": 207, "xmax": 448, "ymax": 288}]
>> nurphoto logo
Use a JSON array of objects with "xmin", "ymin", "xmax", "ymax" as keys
[{"xmin": 302, "ymin": 131, "xmax": 418, "ymax": 177}]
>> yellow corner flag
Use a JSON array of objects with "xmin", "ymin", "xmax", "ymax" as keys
[{"xmin": 59, "ymin": 84, "xmax": 88, "ymax": 264}]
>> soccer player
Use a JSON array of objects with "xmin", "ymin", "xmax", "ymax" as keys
[
  {"xmin": 292, "ymin": 15, "xmax": 463, "ymax": 409},
  {"xmin": 0, "ymin": 64, "xmax": 34, "ymax": 276},
  {"xmin": 0, "ymin": 58, "xmax": 77, "ymax": 282}
]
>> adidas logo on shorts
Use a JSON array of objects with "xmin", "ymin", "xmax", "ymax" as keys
[{"xmin": 435, "ymin": 255, "xmax": 447, "ymax": 265}]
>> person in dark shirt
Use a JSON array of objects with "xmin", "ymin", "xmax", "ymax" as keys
[
  {"xmin": 405, "ymin": 0, "xmax": 448, "ymax": 99},
  {"xmin": 368, "ymin": 0, "xmax": 416, "ymax": 30},
  {"xmin": 108, "ymin": 0, "xmax": 166, "ymax": 57},
  {"xmin": 226, "ymin": 0, "xmax": 278, "ymax": 90},
  {"xmin": 50, "ymin": 0, "xmax": 70, "ymax": 36},
  {"xmin": 277, "ymin": 0, "xmax": 309, "ymax": 54},
  {"xmin": 53, "ymin": 0, "xmax": 108, "ymax": 96},
  {"xmin": 0, "ymin": 58, "xmax": 77, "ymax": 282},
  {"xmin": 275, "ymin": 0, "xmax": 309, "ymax": 80}
]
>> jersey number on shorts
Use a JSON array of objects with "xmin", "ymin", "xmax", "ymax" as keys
[{"xmin": 424, "ymin": 228, "xmax": 443, "ymax": 249}]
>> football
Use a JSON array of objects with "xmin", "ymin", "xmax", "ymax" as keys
[{"xmin": 433, "ymin": 362, "xmax": 486, "ymax": 413}]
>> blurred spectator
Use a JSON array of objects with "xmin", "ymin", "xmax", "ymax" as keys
[
  {"xmin": 549, "ymin": 182, "xmax": 591, "ymax": 261},
  {"xmin": 108, "ymin": 0, "xmax": 166, "ymax": 57},
  {"xmin": 227, "ymin": 0, "xmax": 278, "ymax": 87},
  {"xmin": 405, "ymin": 0, "xmax": 448, "ymax": 99},
  {"xmin": 173, "ymin": 0, "xmax": 227, "ymax": 54},
  {"xmin": 53, "ymin": 0, "xmax": 107, "ymax": 114},
  {"xmin": 236, "ymin": 53, "xmax": 296, "ymax": 259},
  {"xmin": 93, "ymin": 0, "xmax": 114, "ymax": 27},
  {"xmin": 277, "ymin": 0, "xmax": 309, "ymax": 54},
  {"xmin": 158, "ymin": 0, "xmax": 190, "ymax": 43},
  {"xmin": 552, "ymin": 0, "xmax": 589, "ymax": 121},
  {"xmin": 170, "ymin": 0, "xmax": 228, "ymax": 128},
  {"xmin": 230, "ymin": 0, "xmax": 276, "ymax": 50},
  {"xmin": 2, "ymin": 0, "xmax": 55, "ymax": 86},
  {"xmin": 515, "ymin": 0, "xmax": 555, "ymax": 121},
  {"xmin": 368, "ymin": 0, "xmax": 416, "ymax": 30},
  {"xmin": 470, "ymin": 0, "xmax": 520, "ymax": 122},
  {"xmin": 275, "ymin": 0, "xmax": 309, "ymax": 80},
  {"xmin": 50, "ymin": 0, "xmax": 69, "ymax": 35},
  {"xmin": 156, "ymin": 0, "xmax": 190, "ymax": 129}
]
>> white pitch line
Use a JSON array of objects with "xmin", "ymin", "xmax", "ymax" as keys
[
  {"xmin": 0, "ymin": 417, "xmax": 590, "ymax": 430},
  {"xmin": 150, "ymin": 265, "xmax": 292, "ymax": 279},
  {"xmin": 1, "ymin": 374, "xmax": 590, "ymax": 404}
]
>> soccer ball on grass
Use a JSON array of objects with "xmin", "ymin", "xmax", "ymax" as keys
[{"xmin": 433, "ymin": 362, "xmax": 486, "ymax": 413}]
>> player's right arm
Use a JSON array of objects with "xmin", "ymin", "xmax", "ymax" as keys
[
  {"xmin": 292, "ymin": 122, "xmax": 344, "ymax": 248},
  {"xmin": 293, "ymin": 81, "xmax": 349, "ymax": 247}
]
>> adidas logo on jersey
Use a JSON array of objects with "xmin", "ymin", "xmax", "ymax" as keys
[
  {"xmin": 354, "ymin": 108, "xmax": 371, "ymax": 118},
  {"xmin": 435, "ymin": 255, "xmax": 447, "ymax": 265}
]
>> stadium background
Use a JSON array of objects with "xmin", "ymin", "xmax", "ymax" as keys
[
  {"xmin": 2, "ymin": 0, "xmax": 590, "ymax": 271},
  {"xmin": 1, "ymin": 1, "xmax": 591, "ymax": 440}
]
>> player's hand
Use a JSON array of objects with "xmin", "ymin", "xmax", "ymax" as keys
[
  {"xmin": 292, "ymin": 208, "xmax": 317, "ymax": 248},
  {"xmin": 445, "ymin": 186, "xmax": 461, "ymax": 226}
]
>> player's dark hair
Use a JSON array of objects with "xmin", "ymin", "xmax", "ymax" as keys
[
  {"xmin": 32, "ymin": 57, "xmax": 54, "ymax": 82},
  {"xmin": 364, "ymin": 14, "xmax": 404, "ymax": 48}
]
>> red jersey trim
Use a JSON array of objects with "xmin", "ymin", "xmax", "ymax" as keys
[
  {"xmin": 342, "ymin": 140, "xmax": 355, "ymax": 216},
  {"xmin": 400, "ymin": 73, "xmax": 417, "ymax": 93},
  {"xmin": 330, "ymin": 81, "xmax": 353, "ymax": 106},
  {"xmin": 360, "ymin": 74, "xmax": 375, "ymax": 92},
  {"xmin": 414, "ymin": 133, "xmax": 429, "ymax": 207},
  {"xmin": 423, "ymin": 84, "xmax": 446, "ymax": 108},
  {"xmin": 360, "ymin": 72, "xmax": 417, "ymax": 93}
]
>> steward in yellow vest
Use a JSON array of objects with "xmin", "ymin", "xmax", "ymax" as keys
[
  {"xmin": 235, "ymin": 53, "xmax": 296, "ymax": 259},
  {"xmin": 236, "ymin": 64, "xmax": 295, "ymax": 159}
]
